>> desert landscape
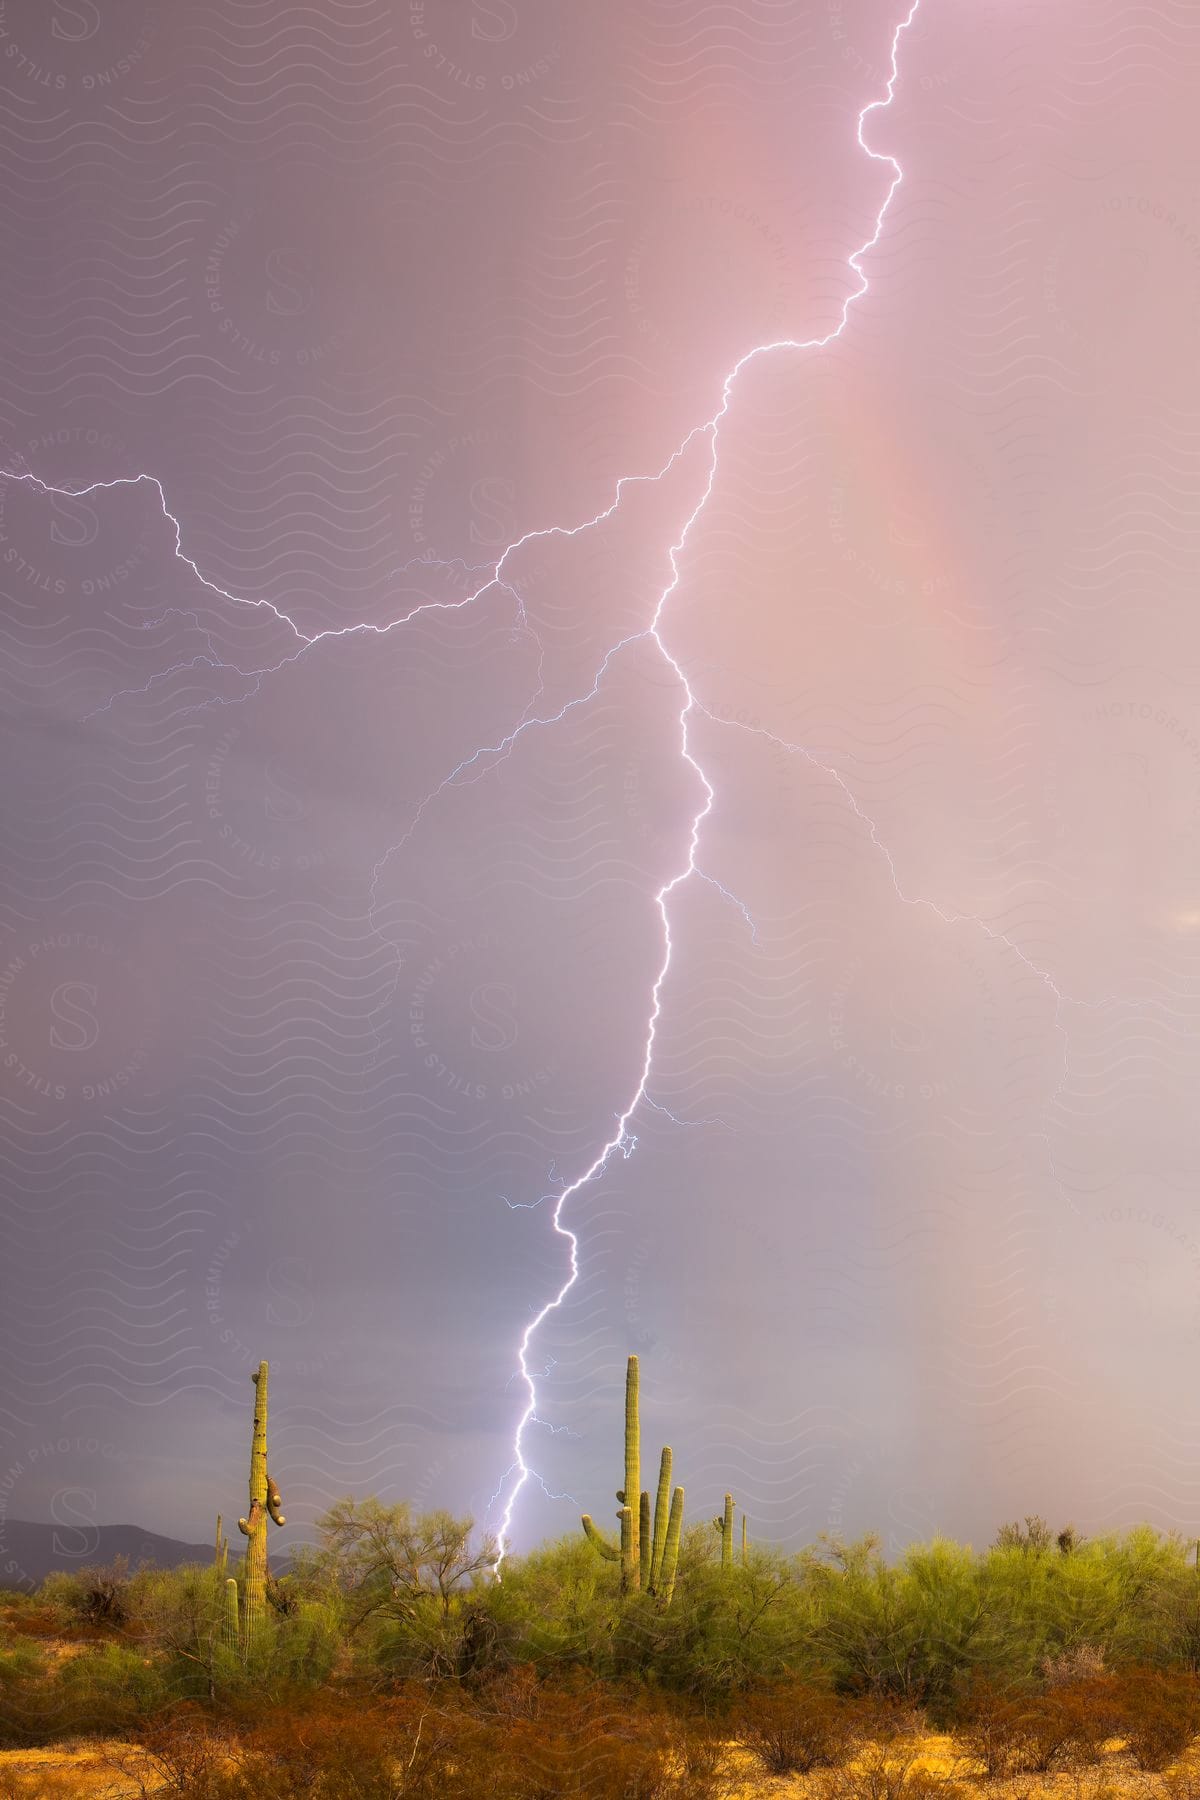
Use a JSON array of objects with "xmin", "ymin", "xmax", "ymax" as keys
[{"xmin": 5, "ymin": 1360, "xmax": 1200, "ymax": 1797}]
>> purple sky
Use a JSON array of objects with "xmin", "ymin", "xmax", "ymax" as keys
[{"xmin": 3, "ymin": 0, "xmax": 1200, "ymax": 1576}]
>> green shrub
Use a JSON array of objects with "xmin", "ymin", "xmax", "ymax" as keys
[
  {"xmin": 51, "ymin": 1640, "xmax": 168, "ymax": 1736},
  {"xmin": 0, "ymin": 1638, "xmax": 51, "ymax": 1748}
]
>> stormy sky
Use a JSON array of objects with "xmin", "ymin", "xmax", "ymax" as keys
[{"xmin": 3, "ymin": 0, "xmax": 1200, "ymax": 1581}]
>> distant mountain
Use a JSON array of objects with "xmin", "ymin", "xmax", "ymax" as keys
[{"xmin": 0, "ymin": 1521, "xmax": 286, "ymax": 1591}]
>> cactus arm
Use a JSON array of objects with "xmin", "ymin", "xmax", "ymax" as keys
[
  {"xmin": 265, "ymin": 1471, "xmax": 286, "ymax": 1528},
  {"xmin": 741, "ymin": 1512, "xmax": 748, "ymax": 1563},
  {"xmin": 624, "ymin": 1356, "xmax": 640, "ymax": 1588},
  {"xmin": 581, "ymin": 1515, "xmax": 619, "ymax": 1560},
  {"xmin": 639, "ymin": 1491, "xmax": 651, "ymax": 1589},
  {"xmin": 223, "ymin": 1577, "xmax": 240, "ymax": 1651},
  {"xmin": 659, "ymin": 1487, "xmax": 684, "ymax": 1605},
  {"xmin": 649, "ymin": 1447, "xmax": 672, "ymax": 1592},
  {"xmin": 237, "ymin": 1498, "xmax": 264, "ymax": 1537}
]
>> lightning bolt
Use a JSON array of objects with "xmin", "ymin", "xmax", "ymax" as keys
[
  {"xmin": 487, "ymin": 0, "xmax": 926, "ymax": 1570},
  {"xmin": 4, "ymin": 0, "xmax": 1084, "ymax": 1572}
]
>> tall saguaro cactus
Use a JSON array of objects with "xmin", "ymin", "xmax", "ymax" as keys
[
  {"xmin": 639, "ymin": 1491, "xmax": 652, "ymax": 1589},
  {"xmin": 659, "ymin": 1485, "xmax": 684, "ymax": 1604},
  {"xmin": 649, "ymin": 1446, "xmax": 672, "ymax": 1590},
  {"xmin": 581, "ymin": 1356, "xmax": 685, "ymax": 1604},
  {"xmin": 618, "ymin": 1355, "xmax": 641, "ymax": 1584},
  {"xmin": 237, "ymin": 1360, "xmax": 285, "ymax": 1649},
  {"xmin": 713, "ymin": 1492, "xmax": 734, "ymax": 1570}
]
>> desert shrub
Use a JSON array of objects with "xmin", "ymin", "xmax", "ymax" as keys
[
  {"xmin": 1053, "ymin": 1679, "xmax": 1122, "ymax": 1762},
  {"xmin": 470, "ymin": 1662, "xmax": 543, "ymax": 1722},
  {"xmin": 446, "ymin": 1674, "xmax": 723, "ymax": 1800},
  {"xmin": 39, "ymin": 1557, "xmax": 132, "ymax": 1629},
  {"xmin": 78, "ymin": 1556, "xmax": 133, "ymax": 1626},
  {"xmin": 0, "ymin": 1600, "xmax": 73, "ymax": 1640},
  {"xmin": 50, "ymin": 1640, "xmax": 168, "ymax": 1737},
  {"xmin": 1110, "ymin": 1668, "xmax": 1200, "ymax": 1770},
  {"xmin": 455, "ymin": 1670, "xmax": 727, "ymax": 1799},
  {"xmin": 954, "ymin": 1676, "xmax": 1116, "ymax": 1777},
  {"xmin": 217, "ymin": 1712, "xmax": 399, "ymax": 1797},
  {"xmin": 479, "ymin": 1536, "xmax": 616, "ymax": 1674},
  {"xmin": 253, "ymin": 1596, "xmax": 341, "ymax": 1688},
  {"xmin": 100, "ymin": 1705, "xmax": 232, "ymax": 1797},
  {"xmin": 1011, "ymin": 1690, "xmax": 1094, "ymax": 1772},
  {"xmin": 956, "ymin": 1677, "xmax": 1034, "ymax": 1777},
  {"xmin": 34, "ymin": 1571, "xmax": 88, "ymax": 1617},
  {"xmin": 739, "ymin": 1678, "xmax": 859, "ymax": 1774},
  {"xmin": 490, "ymin": 1676, "xmax": 675, "ymax": 1800},
  {"xmin": 162, "ymin": 1689, "xmax": 452, "ymax": 1800},
  {"xmin": 803, "ymin": 1535, "xmax": 1027, "ymax": 1709},
  {"xmin": 0, "ymin": 1639, "xmax": 52, "ymax": 1748},
  {"xmin": 852, "ymin": 1697, "xmax": 929, "ymax": 1743},
  {"xmin": 307, "ymin": 1496, "xmax": 499, "ymax": 1683},
  {"xmin": 118, "ymin": 1565, "xmax": 338, "ymax": 1703},
  {"xmin": 665, "ymin": 1699, "xmax": 734, "ymax": 1785},
  {"xmin": 371, "ymin": 1593, "xmax": 478, "ymax": 1681},
  {"xmin": 620, "ymin": 1542, "xmax": 818, "ymax": 1698},
  {"xmin": 122, "ymin": 1565, "xmax": 230, "ymax": 1690}
]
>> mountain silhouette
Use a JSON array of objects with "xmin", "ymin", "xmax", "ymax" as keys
[{"xmin": 0, "ymin": 1521, "xmax": 286, "ymax": 1591}]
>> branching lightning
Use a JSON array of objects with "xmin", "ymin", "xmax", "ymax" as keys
[{"xmin": 3, "ymin": 0, "xmax": 1089, "ymax": 1572}]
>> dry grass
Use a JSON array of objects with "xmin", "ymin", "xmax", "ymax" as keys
[
  {"xmin": 718, "ymin": 1736, "xmax": 1200, "ymax": 1800},
  {"xmin": 0, "ymin": 1741, "xmax": 148, "ymax": 1798},
  {"xmin": 0, "ymin": 1729, "xmax": 1198, "ymax": 1799}
]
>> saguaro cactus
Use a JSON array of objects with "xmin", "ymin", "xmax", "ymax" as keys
[
  {"xmin": 639, "ymin": 1491, "xmax": 652, "ymax": 1588},
  {"xmin": 619, "ymin": 1356, "xmax": 641, "ymax": 1584},
  {"xmin": 659, "ymin": 1486, "xmax": 684, "ymax": 1604},
  {"xmin": 214, "ymin": 1513, "xmax": 228, "ymax": 1577},
  {"xmin": 649, "ymin": 1446, "xmax": 672, "ymax": 1590},
  {"xmin": 741, "ymin": 1512, "xmax": 748, "ymax": 1564},
  {"xmin": 713, "ymin": 1493, "xmax": 734, "ymax": 1570},
  {"xmin": 237, "ymin": 1361, "xmax": 285, "ymax": 1649},
  {"xmin": 581, "ymin": 1358, "xmax": 685, "ymax": 1604}
]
